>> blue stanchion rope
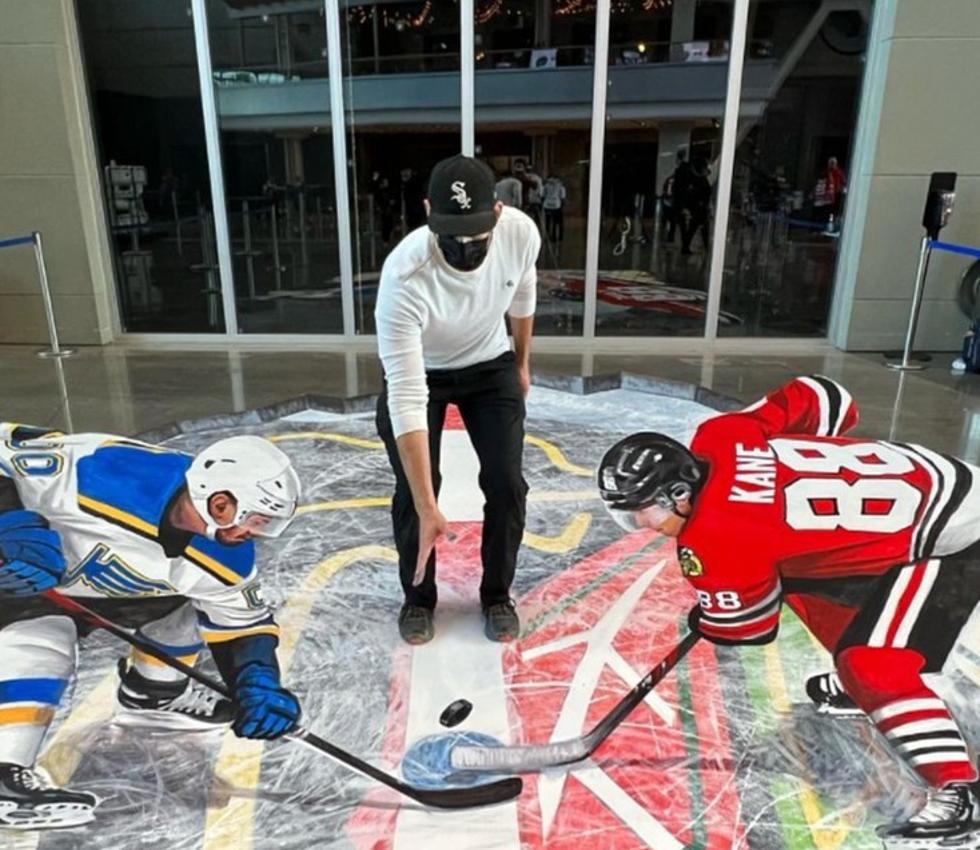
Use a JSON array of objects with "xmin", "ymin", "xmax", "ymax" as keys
[
  {"xmin": 929, "ymin": 239, "xmax": 980, "ymax": 260},
  {"xmin": 0, "ymin": 234, "xmax": 35, "ymax": 251}
]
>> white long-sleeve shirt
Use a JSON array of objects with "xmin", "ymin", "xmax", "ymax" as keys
[{"xmin": 375, "ymin": 206, "xmax": 540, "ymax": 437}]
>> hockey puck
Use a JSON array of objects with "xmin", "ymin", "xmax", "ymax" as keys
[{"xmin": 439, "ymin": 699, "xmax": 473, "ymax": 728}]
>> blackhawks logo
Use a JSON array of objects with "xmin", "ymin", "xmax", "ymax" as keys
[{"xmin": 679, "ymin": 546, "xmax": 704, "ymax": 577}]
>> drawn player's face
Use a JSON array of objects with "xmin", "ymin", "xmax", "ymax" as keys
[
  {"xmin": 207, "ymin": 492, "xmax": 291, "ymax": 544},
  {"xmin": 208, "ymin": 492, "xmax": 254, "ymax": 544},
  {"xmin": 631, "ymin": 498, "xmax": 691, "ymax": 538}
]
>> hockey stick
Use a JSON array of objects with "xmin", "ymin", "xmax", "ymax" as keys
[
  {"xmin": 451, "ymin": 629, "xmax": 701, "ymax": 772},
  {"xmin": 42, "ymin": 591, "xmax": 522, "ymax": 809}
]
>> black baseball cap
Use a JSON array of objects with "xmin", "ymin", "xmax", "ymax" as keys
[{"xmin": 426, "ymin": 154, "xmax": 498, "ymax": 237}]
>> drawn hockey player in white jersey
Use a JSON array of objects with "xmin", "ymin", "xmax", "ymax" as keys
[{"xmin": 0, "ymin": 424, "xmax": 303, "ymax": 829}]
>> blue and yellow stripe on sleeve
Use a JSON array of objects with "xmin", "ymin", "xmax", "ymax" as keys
[{"xmin": 196, "ymin": 611, "xmax": 279, "ymax": 644}]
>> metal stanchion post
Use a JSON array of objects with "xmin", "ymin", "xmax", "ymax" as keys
[
  {"xmin": 271, "ymin": 203, "xmax": 283, "ymax": 291},
  {"xmin": 53, "ymin": 355, "xmax": 75, "ymax": 434},
  {"xmin": 172, "ymin": 192, "xmax": 183, "ymax": 257},
  {"xmin": 242, "ymin": 200, "xmax": 256, "ymax": 298},
  {"xmin": 651, "ymin": 197, "xmax": 662, "ymax": 262},
  {"xmin": 887, "ymin": 235, "xmax": 932, "ymax": 372},
  {"xmin": 368, "ymin": 194, "xmax": 377, "ymax": 269},
  {"xmin": 33, "ymin": 232, "xmax": 76, "ymax": 359},
  {"xmin": 298, "ymin": 190, "xmax": 309, "ymax": 267}
]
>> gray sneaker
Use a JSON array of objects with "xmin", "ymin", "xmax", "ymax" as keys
[
  {"xmin": 398, "ymin": 604, "xmax": 435, "ymax": 645},
  {"xmin": 483, "ymin": 600, "xmax": 520, "ymax": 643}
]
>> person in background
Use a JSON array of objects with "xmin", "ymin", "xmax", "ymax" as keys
[
  {"xmin": 663, "ymin": 149, "xmax": 690, "ymax": 244},
  {"xmin": 679, "ymin": 156, "xmax": 712, "ymax": 255},
  {"xmin": 542, "ymin": 174, "xmax": 567, "ymax": 243},
  {"xmin": 400, "ymin": 167, "xmax": 426, "ymax": 231},
  {"xmin": 495, "ymin": 170, "xmax": 523, "ymax": 209}
]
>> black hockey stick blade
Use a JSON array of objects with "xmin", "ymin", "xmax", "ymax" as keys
[
  {"xmin": 43, "ymin": 591, "xmax": 523, "ymax": 809},
  {"xmin": 290, "ymin": 728, "xmax": 523, "ymax": 809},
  {"xmin": 452, "ymin": 630, "xmax": 701, "ymax": 772},
  {"xmin": 401, "ymin": 778, "xmax": 524, "ymax": 809}
]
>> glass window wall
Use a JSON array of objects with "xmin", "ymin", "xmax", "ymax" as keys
[
  {"xmin": 342, "ymin": 1, "xmax": 462, "ymax": 335},
  {"xmin": 475, "ymin": 0, "xmax": 598, "ymax": 337},
  {"xmin": 78, "ymin": 0, "xmax": 226, "ymax": 333},
  {"xmin": 595, "ymin": 0, "xmax": 732, "ymax": 337},
  {"xmin": 206, "ymin": 1, "xmax": 344, "ymax": 333},
  {"xmin": 718, "ymin": 1, "xmax": 871, "ymax": 337},
  {"xmin": 81, "ymin": 0, "xmax": 873, "ymax": 342}
]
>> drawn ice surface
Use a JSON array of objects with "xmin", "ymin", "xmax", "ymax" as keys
[{"xmin": 4, "ymin": 387, "xmax": 977, "ymax": 850}]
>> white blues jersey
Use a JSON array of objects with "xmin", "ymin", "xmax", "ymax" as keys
[{"xmin": 0, "ymin": 424, "xmax": 277, "ymax": 644}]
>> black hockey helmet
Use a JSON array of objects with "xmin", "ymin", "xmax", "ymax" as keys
[{"xmin": 597, "ymin": 433, "xmax": 704, "ymax": 526}]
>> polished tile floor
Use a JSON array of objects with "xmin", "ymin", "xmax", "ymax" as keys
[{"xmin": 2, "ymin": 343, "xmax": 977, "ymax": 460}]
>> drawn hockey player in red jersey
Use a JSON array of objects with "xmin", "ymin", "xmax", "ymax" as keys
[{"xmin": 598, "ymin": 376, "xmax": 980, "ymax": 847}]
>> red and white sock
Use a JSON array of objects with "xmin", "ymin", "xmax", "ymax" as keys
[{"xmin": 837, "ymin": 646, "xmax": 977, "ymax": 787}]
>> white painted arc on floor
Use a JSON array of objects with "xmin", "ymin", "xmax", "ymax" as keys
[{"xmin": 393, "ymin": 587, "xmax": 520, "ymax": 849}]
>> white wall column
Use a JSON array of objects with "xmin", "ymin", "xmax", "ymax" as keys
[{"xmin": 461, "ymin": 0, "xmax": 475, "ymax": 156}]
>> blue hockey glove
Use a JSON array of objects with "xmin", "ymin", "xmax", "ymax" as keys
[
  {"xmin": 0, "ymin": 510, "xmax": 66, "ymax": 596},
  {"xmin": 232, "ymin": 663, "xmax": 301, "ymax": 740}
]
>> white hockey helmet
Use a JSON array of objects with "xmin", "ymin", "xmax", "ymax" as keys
[{"xmin": 185, "ymin": 436, "xmax": 301, "ymax": 539}]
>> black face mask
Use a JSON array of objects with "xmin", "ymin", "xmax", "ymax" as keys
[{"xmin": 438, "ymin": 234, "xmax": 491, "ymax": 271}]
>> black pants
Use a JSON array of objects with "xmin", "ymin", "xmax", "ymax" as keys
[
  {"xmin": 376, "ymin": 352, "xmax": 528, "ymax": 610},
  {"xmin": 545, "ymin": 208, "xmax": 564, "ymax": 242}
]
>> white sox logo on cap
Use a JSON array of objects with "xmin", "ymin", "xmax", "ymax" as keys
[{"xmin": 451, "ymin": 180, "xmax": 472, "ymax": 210}]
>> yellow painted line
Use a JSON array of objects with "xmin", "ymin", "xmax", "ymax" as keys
[
  {"xmin": 297, "ymin": 492, "xmax": 598, "ymax": 516},
  {"xmin": 523, "ymin": 511, "xmax": 591, "ymax": 553},
  {"xmin": 203, "ymin": 545, "xmax": 397, "ymax": 850},
  {"xmin": 270, "ymin": 432, "xmax": 383, "ymax": 450},
  {"xmin": 524, "ymin": 434, "xmax": 593, "ymax": 477},
  {"xmin": 38, "ymin": 674, "xmax": 118, "ymax": 787},
  {"xmin": 297, "ymin": 496, "xmax": 391, "ymax": 515},
  {"xmin": 764, "ymin": 640, "xmax": 849, "ymax": 850}
]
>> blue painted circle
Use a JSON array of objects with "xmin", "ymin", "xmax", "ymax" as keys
[{"xmin": 401, "ymin": 731, "xmax": 504, "ymax": 788}]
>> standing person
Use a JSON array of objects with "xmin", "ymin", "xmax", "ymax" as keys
[
  {"xmin": 826, "ymin": 156, "xmax": 847, "ymax": 218},
  {"xmin": 598, "ymin": 377, "xmax": 980, "ymax": 846},
  {"xmin": 495, "ymin": 170, "xmax": 523, "ymax": 209},
  {"xmin": 813, "ymin": 157, "xmax": 846, "ymax": 225},
  {"xmin": 0, "ymin": 425, "xmax": 302, "ymax": 828},
  {"xmin": 680, "ymin": 156, "xmax": 712, "ymax": 255},
  {"xmin": 524, "ymin": 165, "xmax": 544, "ymax": 230},
  {"xmin": 663, "ymin": 149, "xmax": 690, "ymax": 244},
  {"xmin": 400, "ymin": 167, "xmax": 426, "ymax": 231},
  {"xmin": 371, "ymin": 171, "xmax": 396, "ymax": 245},
  {"xmin": 375, "ymin": 154, "xmax": 540, "ymax": 646},
  {"xmin": 542, "ymin": 174, "xmax": 567, "ymax": 243}
]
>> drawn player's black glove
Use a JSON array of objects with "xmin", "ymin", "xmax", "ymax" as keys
[
  {"xmin": 232, "ymin": 663, "xmax": 301, "ymax": 740},
  {"xmin": 0, "ymin": 510, "xmax": 66, "ymax": 596}
]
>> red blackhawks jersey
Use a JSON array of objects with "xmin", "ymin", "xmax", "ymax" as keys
[{"xmin": 680, "ymin": 376, "xmax": 980, "ymax": 645}]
